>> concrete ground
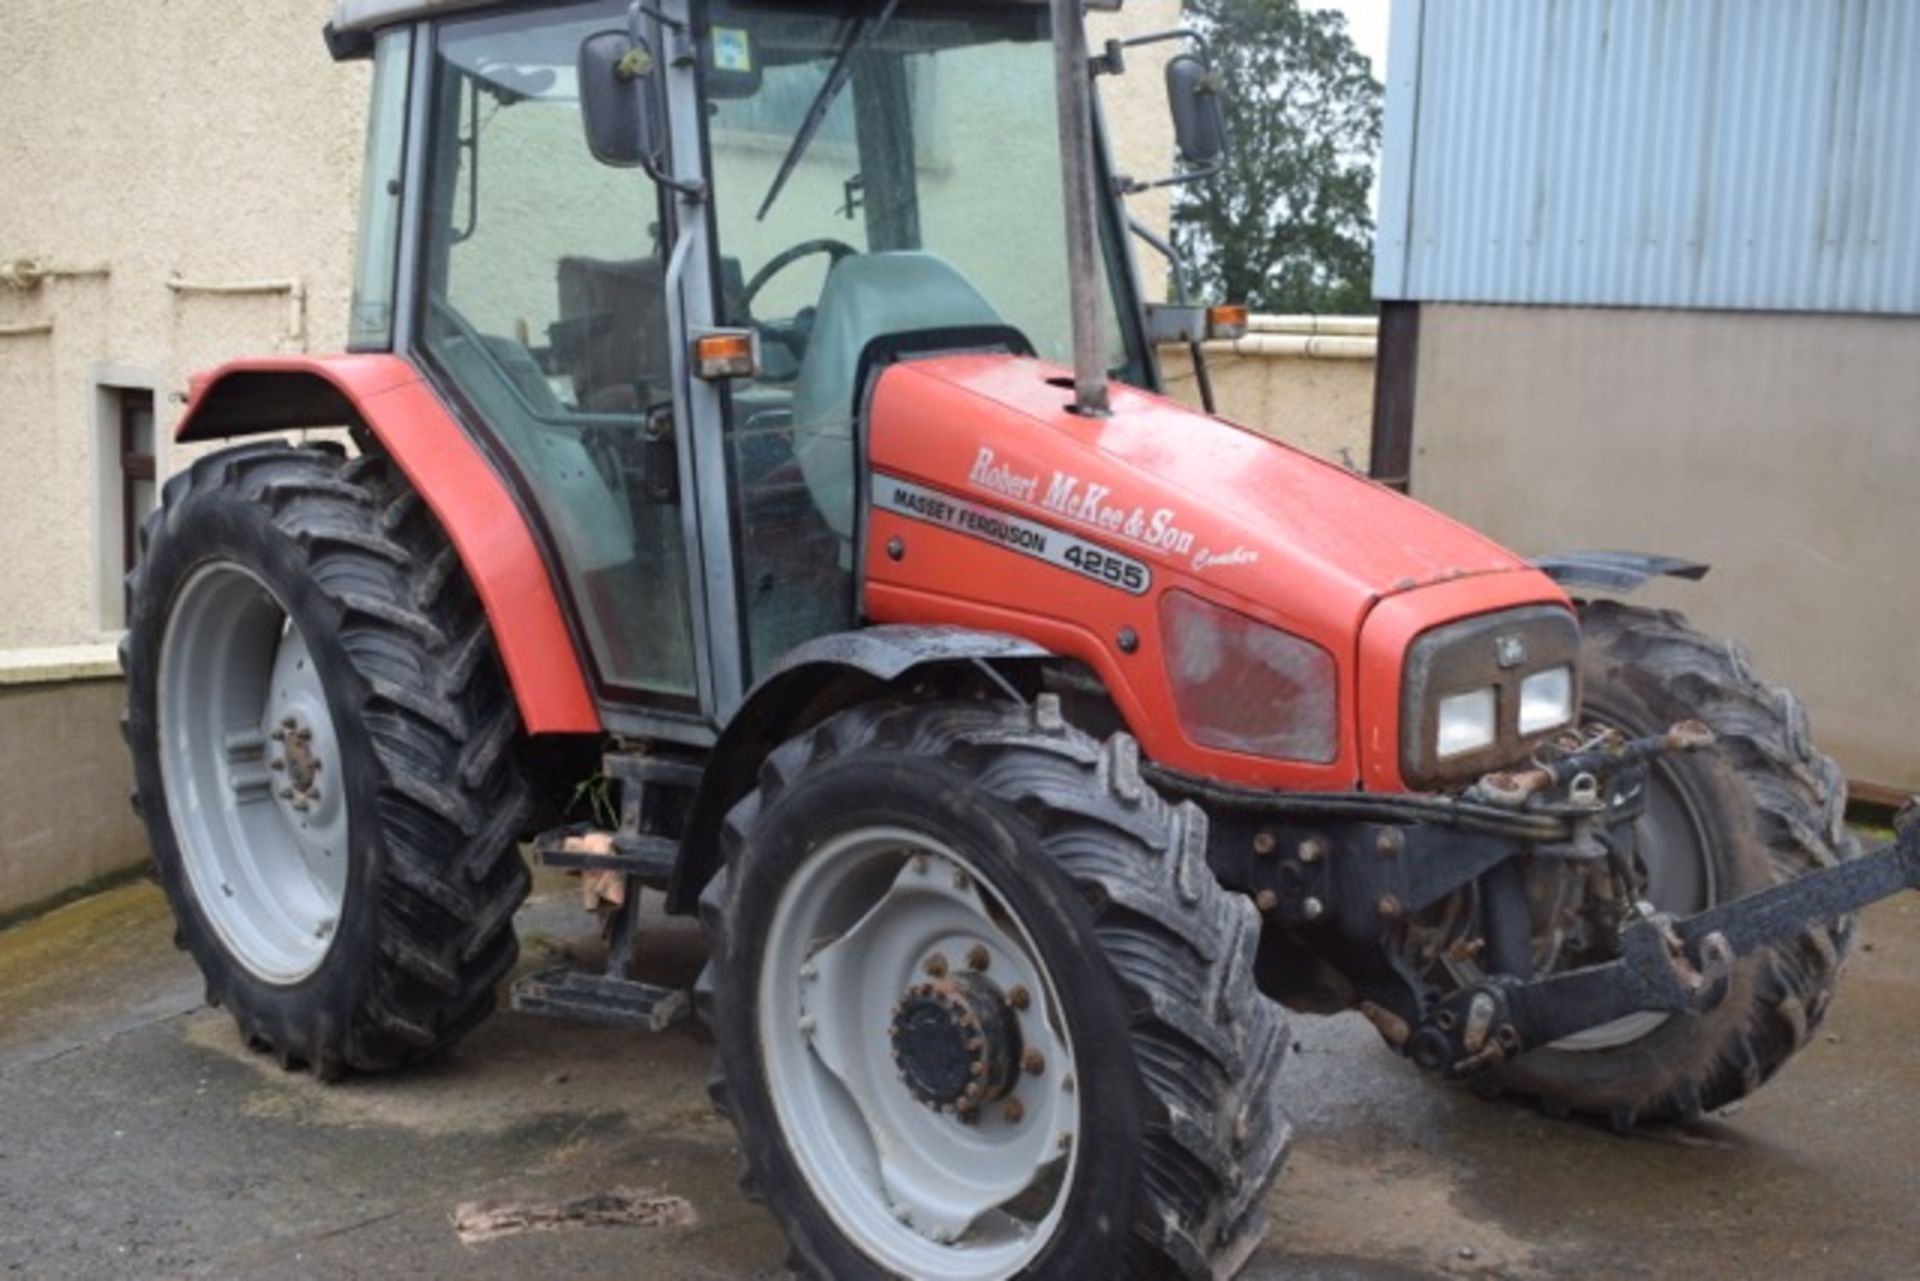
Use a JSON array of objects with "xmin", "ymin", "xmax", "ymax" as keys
[{"xmin": 1, "ymin": 873, "xmax": 1915, "ymax": 1280}]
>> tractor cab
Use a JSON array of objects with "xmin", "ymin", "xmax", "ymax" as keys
[{"xmin": 343, "ymin": 0, "xmax": 1170, "ymax": 729}]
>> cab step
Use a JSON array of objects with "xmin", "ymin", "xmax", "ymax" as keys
[
  {"xmin": 510, "ymin": 745, "xmax": 705, "ymax": 1032},
  {"xmin": 532, "ymin": 825, "xmax": 677, "ymax": 879},
  {"xmin": 510, "ymin": 968, "xmax": 689, "ymax": 1032}
]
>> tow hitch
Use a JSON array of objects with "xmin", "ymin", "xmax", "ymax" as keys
[{"xmin": 1410, "ymin": 804, "xmax": 1920, "ymax": 1078}]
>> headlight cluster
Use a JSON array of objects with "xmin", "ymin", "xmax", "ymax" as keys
[{"xmin": 1401, "ymin": 606, "xmax": 1582, "ymax": 786}]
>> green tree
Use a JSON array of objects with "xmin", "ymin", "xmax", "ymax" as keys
[{"xmin": 1173, "ymin": 0, "xmax": 1382, "ymax": 314}]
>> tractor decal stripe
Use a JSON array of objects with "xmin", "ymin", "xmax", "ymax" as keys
[{"xmin": 874, "ymin": 474, "xmax": 1152, "ymax": 596}]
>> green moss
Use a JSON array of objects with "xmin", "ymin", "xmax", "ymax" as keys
[{"xmin": 0, "ymin": 863, "xmax": 151, "ymax": 936}]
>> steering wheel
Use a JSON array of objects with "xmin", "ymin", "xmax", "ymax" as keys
[{"xmin": 738, "ymin": 238, "xmax": 860, "ymax": 321}]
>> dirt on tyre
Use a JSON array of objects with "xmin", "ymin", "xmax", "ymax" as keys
[
  {"xmin": 1470, "ymin": 600, "xmax": 1857, "ymax": 1128},
  {"xmin": 697, "ymin": 697, "xmax": 1292, "ymax": 1279},
  {"xmin": 122, "ymin": 442, "xmax": 532, "ymax": 1077}
]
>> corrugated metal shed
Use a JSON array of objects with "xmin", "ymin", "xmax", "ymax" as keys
[{"xmin": 1374, "ymin": 0, "xmax": 1920, "ymax": 313}]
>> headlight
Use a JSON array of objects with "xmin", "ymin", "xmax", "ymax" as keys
[
  {"xmin": 1399, "ymin": 605, "xmax": 1582, "ymax": 787},
  {"xmin": 1160, "ymin": 590, "xmax": 1338, "ymax": 764},
  {"xmin": 1518, "ymin": 665, "xmax": 1575, "ymax": 735},
  {"xmin": 1436, "ymin": 687, "xmax": 1498, "ymax": 759}
]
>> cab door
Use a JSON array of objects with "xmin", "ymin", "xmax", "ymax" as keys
[{"xmin": 415, "ymin": 1, "xmax": 702, "ymax": 707}]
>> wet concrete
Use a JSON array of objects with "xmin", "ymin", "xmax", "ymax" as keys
[{"xmin": 0, "ymin": 875, "xmax": 1914, "ymax": 1279}]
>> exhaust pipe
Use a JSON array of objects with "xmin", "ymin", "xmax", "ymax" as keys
[{"xmin": 1050, "ymin": 0, "xmax": 1111, "ymax": 417}]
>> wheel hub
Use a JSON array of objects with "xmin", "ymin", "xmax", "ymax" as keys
[
  {"xmin": 272, "ymin": 716, "xmax": 325, "ymax": 811},
  {"xmin": 889, "ymin": 972, "xmax": 1022, "ymax": 1114}
]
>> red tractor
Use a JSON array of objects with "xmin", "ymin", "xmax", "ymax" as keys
[{"xmin": 123, "ymin": 0, "xmax": 1915, "ymax": 1276}]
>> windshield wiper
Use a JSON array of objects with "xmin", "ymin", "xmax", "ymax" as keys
[{"xmin": 755, "ymin": 0, "xmax": 903, "ymax": 222}]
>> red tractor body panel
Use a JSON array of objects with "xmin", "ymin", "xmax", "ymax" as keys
[
  {"xmin": 174, "ymin": 355, "xmax": 601, "ymax": 735},
  {"xmin": 863, "ymin": 355, "xmax": 1571, "ymax": 792}
]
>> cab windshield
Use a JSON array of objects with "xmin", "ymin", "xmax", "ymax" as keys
[
  {"xmin": 708, "ymin": 1, "xmax": 1140, "ymax": 367},
  {"xmin": 707, "ymin": 0, "xmax": 1149, "ymax": 675}
]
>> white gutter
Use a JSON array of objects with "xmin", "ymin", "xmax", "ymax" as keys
[
  {"xmin": 1249, "ymin": 314, "xmax": 1378, "ymax": 338},
  {"xmin": 1204, "ymin": 332, "xmax": 1377, "ymax": 361}
]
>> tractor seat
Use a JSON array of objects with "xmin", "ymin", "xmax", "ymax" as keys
[
  {"xmin": 554, "ymin": 255, "xmax": 674, "ymax": 414},
  {"xmin": 791, "ymin": 251, "xmax": 1005, "ymax": 542}
]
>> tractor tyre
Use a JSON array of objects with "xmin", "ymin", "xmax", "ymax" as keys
[
  {"xmin": 697, "ymin": 698, "xmax": 1291, "ymax": 1280},
  {"xmin": 122, "ymin": 442, "xmax": 532, "ymax": 1077},
  {"xmin": 1471, "ymin": 600, "xmax": 1857, "ymax": 1128}
]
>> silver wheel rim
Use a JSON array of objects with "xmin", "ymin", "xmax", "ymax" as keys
[
  {"xmin": 757, "ymin": 827, "xmax": 1081, "ymax": 1279},
  {"xmin": 1434, "ymin": 728, "xmax": 1718, "ymax": 1052},
  {"xmin": 1548, "ymin": 750, "xmax": 1716, "ymax": 1051},
  {"xmin": 157, "ymin": 561, "xmax": 349, "ymax": 985}
]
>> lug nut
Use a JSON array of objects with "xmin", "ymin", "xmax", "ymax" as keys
[
  {"xmin": 279, "ymin": 788, "xmax": 295, "ymax": 801},
  {"xmin": 1003, "ymin": 1098, "xmax": 1025, "ymax": 1124},
  {"xmin": 270, "ymin": 759, "xmax": 285, "ymax": 772},
  {"xmin": 1022, "ymin": 1048, "xmax": 1045, "ymax": 1076},
  {"xmin": 1255, "ymin": 889, "xmax": 1280, "ymax": 914},
  {"xmin": 924, "ymin": 954, "xmax": 949, "ymax": 978},
  {"xmin": 281, "ymin": 717, "xmax": 297, "ymax": 731},
  {"xmin": 966, "ymin": 944, "xmax": 991, "ymax": 972},
  {"xmin": 1377, "ymin": 894, "xmax": 1404, "ymax": 921},
  {"xmin": 1298, "ymin": 837, "xmax": 1326, "ymax": 864},
  {"xmin": 270, "ymin": 729, "xmax": 286, "ymax": 743},
  {"xmin": 1007, "ymin": 984, "xmax": 1031, "ymax": 1011},
  {"xmin": 1301, "ymin": 897, "xmax": 1325, "ymax": 921},
  {"xmin": 1376, "ymin": 828, "xmax": 1403, "ymax": 856},
  {"xmin": 1252, "ymin": 830, "xmax": 1277, "ymax": 857}
]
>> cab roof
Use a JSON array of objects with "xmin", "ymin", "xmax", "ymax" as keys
[{"xmin": 330, "ymin": 0, "xmax": 1112, "ymax": 38}]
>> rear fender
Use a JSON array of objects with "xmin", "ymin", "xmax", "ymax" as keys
[
  {"xmin": 666, "ymin": 626, "xmax": 1051, "ymax": 913},
  {"xmin": 173, "ymin": 355, "xmax": 600, "ymax": 734}
]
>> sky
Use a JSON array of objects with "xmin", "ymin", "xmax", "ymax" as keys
[
  {"xmin": 1298, "ymin": 0, "xmax": 1391, "ymax": 212},
  {"xmin": 1303, "ymin": 0, "xmax": 1391, "ymax": 83}
]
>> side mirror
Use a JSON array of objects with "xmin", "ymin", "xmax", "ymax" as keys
[
  {"xmin": 1166, "ymin": 52, "xmax": 1228, "ymax": 171},
  {"xmin": 579, "ymin": 31, "xmax": 660, "ymax": 168}
]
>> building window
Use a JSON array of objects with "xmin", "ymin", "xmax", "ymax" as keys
[
  {"xmin": 117, "ymin": 390, "xmax": 157, "ymax": 577},
  {"xmin": 96, "ymin": 382, "xmax": 158, "ymax": 630}
]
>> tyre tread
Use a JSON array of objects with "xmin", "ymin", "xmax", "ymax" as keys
[{"xmin": 124, "ymin": 442, "xmax": 532, "ymax": 1074}]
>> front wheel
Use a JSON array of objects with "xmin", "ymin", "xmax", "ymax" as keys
[
  {"xmin": 1451, "ymin": 601, "xmax": 1857, "ymax": 1127},
  {"xmin": 698, "ymin": 699, "xmax": 1292, "ymax": 1279}
]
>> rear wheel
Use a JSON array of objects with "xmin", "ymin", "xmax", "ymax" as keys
[
  {"xmin": 123, "ymin": 443, "xmax": 533, "ymax": 1075},
  {"xmin": 698, "ymin": 698, "xmax": 1291, "ymax": 1279},
  {"xmin": 1447, "ymin": 601, "xmax": 1857, "ymax": 1127}
]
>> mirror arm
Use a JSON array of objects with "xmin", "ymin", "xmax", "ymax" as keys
[
  {"xmin": 623, "ymin": 1, "xmax": 707, "ymax": 202},
  {"xmin": 1116, "ymin": 155, "xmax": 1225, "ymax": 197},
  {"xmin": 1121, "ymin": 27, "xmax": 1212, "ymax": 58},
  {"xmin": 645, "ymin": 159, "xmax": 707, "ymax": 202},
  {"xmin": 1127, "ymin": 217, "xmax": 1190, "ymax": 304},
  {"xmin": 630, "ymin": 2, "xmax": 685, "ymax": 33},
  {"xmin": 1128, "ymin": 218, "xmax": 1218, "ymax": 415}
]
